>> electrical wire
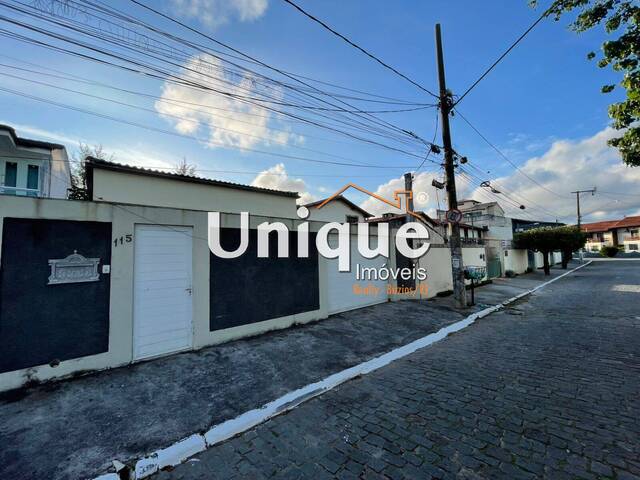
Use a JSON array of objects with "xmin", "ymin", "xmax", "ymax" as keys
[
  {"xmin": 0, "ymin": 85, "xmax": 426, "ymax": 170},
  {"xmin": 453, "ymin": 8, "xmax": 548, "ymax": 107},
  {"xmin": 0, "ymin": 0, "xmax": 429, "ymax": 151},
  {"xmin": 415, "ymin": 110, "xmax": 440, "ymax": 174},
  {"xmin": 0, "ymin": 26, "xmax": 430, "ymax": 158},
  {"xmin": 455, "ymin": 109, "xmax": 569, "ymax": 200},
  {"xmin": 0, "ymin": 154, "xmax": 428, "ymax": 178},
  {"xmin": 124, "ymin": 0, "xmax": 433, "ymax": 142},
  {"xmin": 280, "ymin": 0, "xmax": 438, "ymax": 99}
]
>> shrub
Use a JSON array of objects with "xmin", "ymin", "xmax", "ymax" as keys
[{"xmin": 600, "ymin": 245, "xmax": 620, "ymax": 257}]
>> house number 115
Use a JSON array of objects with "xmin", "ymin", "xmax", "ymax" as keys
[{"xmin": 114, "ymin": 234, "xmax": 133, "ymax": 247}]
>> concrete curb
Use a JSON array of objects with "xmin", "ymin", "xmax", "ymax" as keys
[{"xmin": 94, "ymin": 261, "xmax": 592, "ymax": 480}]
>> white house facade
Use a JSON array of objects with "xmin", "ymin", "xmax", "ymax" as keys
[{"xmin": 0, "ymin": 124, "xmax": 71, "ymax": 199}]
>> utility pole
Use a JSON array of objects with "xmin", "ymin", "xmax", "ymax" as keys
[
  {"xmin": 572, "ymin": 187, "xmax": 596, "ymax": 263},
  {"xmin": 435, "ymin": 24, "xmax": 466, "ymax": 308},
  {"xmin": 571, "ymin": 187, "xmax": 597, "ymax": 228},
  {"xmin": 404, "ymin": 172, "xmax": 414, "ymax": 214}
]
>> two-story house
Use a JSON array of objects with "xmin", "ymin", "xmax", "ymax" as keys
[
  {"xmin": 0, "ymin": 125, "xmax": 71, "ymax": 198},
  {"xmin": 582, "ymin": 216, "xmax": 640, "ymax": 253}
]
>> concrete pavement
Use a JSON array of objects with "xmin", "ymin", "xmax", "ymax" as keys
[{"xmin": 158, "ymin": 260, "xmax": 640, "ymax": 480}]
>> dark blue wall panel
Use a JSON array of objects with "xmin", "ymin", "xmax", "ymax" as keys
[
  {"xmin": 210, "ymin": 228, "xmax": 319, "ymax": 331},
  {"xmin": 0, "ymin": 218, "xmax": 112, "ymax": 374}
]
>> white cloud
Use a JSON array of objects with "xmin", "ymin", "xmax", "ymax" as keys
[
  {"xmin": 170, "ymin": 0, "xmax": 268, "ymax": 29},
  {"xmin": 155, "ymin": 54, "xmax": 301, "ymax": 151},
  {"xmin": 251, "ymin": 163, "xmax": 314, "ymax": 204},
  {"xmin": 472, "ymin": 127, "xmax": 640, "ymax": 222},
  {"xmin": 358, "ymin": 127, "xmax": 640, "ymax": 224}
]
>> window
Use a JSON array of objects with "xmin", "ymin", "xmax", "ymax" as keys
[
  {"xmin": 504, "ymin": 250, "xmax": 509, "ymax": 257},
  {"xmin": 3, "ymin": 162, "xmax": 17, "ymax": 194},
  {"xmin": 630, "ymin": 229, "xmax": 639, "ymax": 236},
  {"xmin": 629, "ymin": 244, "xmax": 639, "ymax": 251},
  {"xmin": 345, "ymin": 215, "xmax": 359, "ymax": 224},
  {"xmin": 27, "ymin": 165, "xmax": 39, "ymax": 197}
]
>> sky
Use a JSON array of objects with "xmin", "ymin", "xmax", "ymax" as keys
[{"xmin": 1, "ymin": 0, "xmax": 639, "ymax": 223}]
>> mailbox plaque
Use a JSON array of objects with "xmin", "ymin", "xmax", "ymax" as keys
[{"xmin": 48, "ymin": 250, "xmax": 100, "ymax": 285}]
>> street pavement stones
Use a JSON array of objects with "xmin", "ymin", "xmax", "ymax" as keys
[
  {"xmin": 1, "ymin": 262, "xmax": 574, "ymax": 479},
  {"xmin": 157, "ymin": 261, "xmax": 640, "ymax": 479}
]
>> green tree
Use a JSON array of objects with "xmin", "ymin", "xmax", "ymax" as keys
[
  {"xmin": 555, "ymin": 226, "xmax": 588, "ymax": 268},
  {"xmin": 68, "ymin": 143, "xmax": 114, "ymax": 200},
  {"xmin": 514, "ymin": 227, "xmax": 559, "ymax": 275},
  {"xmin": 531, "ymin": 0, "xmax": 639, "ymax": 166}
]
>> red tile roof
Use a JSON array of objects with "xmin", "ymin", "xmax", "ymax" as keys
[
  {"xmin": 615, "ymin": 215, "xmax": 640, "ymax": 229},
  {"xmin": 581, "ymin": 216, "xmax": 640, "ymax": 232}
]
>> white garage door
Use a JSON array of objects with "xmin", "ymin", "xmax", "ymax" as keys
[
  {"xmin": 133, "ymin": 225, "xmax": 193, "ymax": 361},
  {"xmin": 327, "ymin": 234, "xmax": 388, "ymax": 314}
]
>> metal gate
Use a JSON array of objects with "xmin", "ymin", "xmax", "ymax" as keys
[{"xmin": 487, "ymin": 257, "xmax": 502, "ymax": 278}]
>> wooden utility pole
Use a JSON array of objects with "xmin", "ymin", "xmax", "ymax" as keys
[
  {"xmin": 404, "ymin": 172, "xmax": 414, "ymax": 214},
  {"xmin": 571, "ymin": 187, "xmax": 597, "ymax": 228},
  {"xmin": 435, "ymin": 24, "xmax": 466, "ymax": 308}
]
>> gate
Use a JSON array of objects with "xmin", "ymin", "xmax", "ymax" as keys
[{"xmin": 487, "ymin": 257, "xmax": 502, "ymax": 278}]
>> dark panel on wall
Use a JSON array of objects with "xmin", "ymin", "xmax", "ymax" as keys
[
  {"xmin": 0, "ymin": 218, "xmax": 112, "ymax": 373},
  {"xmin": 210, "ymin": 228, "xmax": 319, "ymax": 331},
  {"xmin": 395, "ymin": 242, "xmax": 417, "ymax": 290}
]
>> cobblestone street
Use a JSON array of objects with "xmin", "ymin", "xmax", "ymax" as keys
[{"xmin": 159, "ymin": 261, "xmax": 640, "ymax": 480}]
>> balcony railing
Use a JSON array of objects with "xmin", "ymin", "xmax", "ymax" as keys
[
  {"xmin": 0, "ymin": 185, "xmax": 40, "ymax": 197},
  {"xmin": 461, "ymin": 238, "xmax": 485, "ymax": 246}
]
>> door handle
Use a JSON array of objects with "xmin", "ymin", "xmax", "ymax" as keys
[{"xmin": 185, "ymin": 287, "xmax": 192, "ymax": 295}]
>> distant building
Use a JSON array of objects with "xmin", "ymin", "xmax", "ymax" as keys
[
  {"xmin": 582, "ymin": 216, "xmax": 640, "ymax": 253},
  {"xmin": 0, "ymin": 124, "xmax": 71, "ymax": 198},
  {"xmin": 511, "ymin": 218, "xmax": 564, "ymax": 233},
  {"xmin": 303, "ymin": 195, "xmax": 373, "ymax": 223},
  {"xmin": 438, "ymin": 200, "xmax": 513, "ymax": 241}
]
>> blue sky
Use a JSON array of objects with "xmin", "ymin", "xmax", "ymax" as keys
[{"xmin": 1, "ymin": 0, "xmax": 638, "ymax": 222}]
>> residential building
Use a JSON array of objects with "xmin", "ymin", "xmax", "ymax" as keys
[
  {"xmin": 0, "ymin": 124, "xmax": 71, "ymax": 198},
  {"xmin": 512, "ymin": 218, "xmax": 564, "ymax": 233},
  {"xmin": 86, "ymin": 157, "xmax": 299, "ymax": 218},
  {"xmin": 437, "ymin": 200, "xmax": 565, "ymax": 276},
  {"xmin": 582, "ymin": 216, "xmax": 640, "ymax": 253},
  {"xmin": 303, "ymin": 195, "xmax": 373, "ymax": 223},
  {"xmin": 0, "ymin": 165, "xmax": 429, "ymax": 392},
  {"xmin": 615, "ymin": 216, "xmax": 640, "ymax": 253},
  {"xmin": 438, "ymin": 200, "xmax": 512, "ymax": 241}
]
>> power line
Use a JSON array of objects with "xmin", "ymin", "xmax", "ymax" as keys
[
  {"xmin": 0, "ymin": 68, "xmax": 430, "ymax": 165},
  {"xmin": 461, "ymin": 162, "xmax": 571, "ymax": 220},
  {"xmin": 455, "ymin": 109, "xmax": 569, "ymax": 200},
  {"xmin": 0, "ymin": 154, "xmax": 427, "ymax": 178},
  {"xmin": 414, "ymin": 110, "xmax": 440, "ymax": 174},
  {"xmin": 5, "ymin": 0, "xmax": 435, "ymax": 153},
  {"xmin": 0, "ymin": 85, "xmax": 424, "ymax": 170},
  {"xmin": 453, "ymin": 9, "xmax": 548, "ymax": 107},
  {"xmin": 280, "ymin": 0, "xmax": 438, "ymax": 99},
  {"xmin": 0, "ymin": 1, "xmax": 427, "ymax": 150},
  {"xmin": 0, "ymin": 57, "xmax": 428, "ymax": 152},
  {"xmin": 0, "ymin": 26, "xmax": 427, "ymax": 157},
  {"xmin": 125, "ymin": 0, "xmax": 431, "ymax": 142}
]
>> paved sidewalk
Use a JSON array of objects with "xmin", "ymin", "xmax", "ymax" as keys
[
  {"xmin": 0, "ymin": 265, "xmax": 576, "ymax": 480},
  {"xmin": 159, "ymin": 260, "xmax": 640, "ymax": 480}
]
